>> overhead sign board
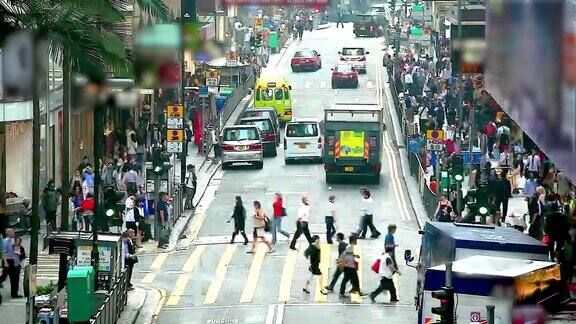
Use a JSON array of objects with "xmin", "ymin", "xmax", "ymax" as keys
[
  {"xmin": 166, "ymin": 105, "xmax": 184, "ymax": 118},
  {"xmin": 199, "ymin": 85, "xmax": 209, "ymax": 97},
  {"xmin": 204, "ymin": 70, "xmax": 219, "ymax": 78},
  {"xmin": 167, "ymin": 129, "xmax": 184, "ymax": 141},
  {"xmin": 206, "ymin": 77, "xmax": 219, "ymax": 87},
  {"xmin": 426, "ymin": 139, "xmax": 445, "ymax": 151},
  {"xmin": 426, "ymin": 129, "xmax": 445, "ymax": 140},
  {"xmin": 167, "ymin": 117, "xmax": 184, "ymax": 129},
  {"xmin": 221, "ymin": 0, "xmax": 330, "ymax": 6},
  {"xmin": 166, "ymin": 141, "xmax": 184, "ymax": 153}
]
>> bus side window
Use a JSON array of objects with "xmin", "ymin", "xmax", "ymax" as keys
[
  {"xmin": 275, "ymin": 89, "xmax": 283, "ymax": 100},
  {"xmin": 284, "ymin": 89, "xmax": 290, "ymax": 99},
  {"xmin": 255, "ymin": 89, "xmax": 261, "ymax": 101}
]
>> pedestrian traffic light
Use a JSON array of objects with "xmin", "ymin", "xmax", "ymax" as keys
[
  {"xmin": 255, "ymin": 33, "xmax": 262, "ymax": 47},
  {"xmin": 450, "ymin": 154, "xmax": 464, "ymax": 182},
  {"xmin": 476, "ymin": 184, "xmax": 491, "ymax": 216},
  {"xmin": 103, "ymin": 187, "xmax": 124, "ymax": 220},
  {"xmin": 431, "ymin": 287, "xmax": 454, "ymax": 324}
]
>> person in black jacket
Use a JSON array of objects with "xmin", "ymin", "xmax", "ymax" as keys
[
  {"xmin": 229, "ymin": 196, "xmax": 249, "ymax": 245},
  {"xmin": 303, "ymin": 235, "xmax": 327, "ymax": 295},
  {"xmin": 493, "ymin": 169, "xmax": 512, "ymax": 224}
]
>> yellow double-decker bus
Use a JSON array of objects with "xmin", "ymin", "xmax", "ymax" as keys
[{"xmin": 254, "ymin": 76, "xmax": 293, "ymax": 123}]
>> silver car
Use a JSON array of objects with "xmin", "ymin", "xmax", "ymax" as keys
[
  {"xmin": 220, "ymin": 125, "xmax": 263, "ymax": 169},
  {"xmin": 339, "ymin": 47, "xmax": 369, "ymax": 73}
]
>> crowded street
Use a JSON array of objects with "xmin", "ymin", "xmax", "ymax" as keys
[
  {"xmin": 133, "ymin": 24, "xmax": 422, "ymax": 323},
  {"xmin": 1, "ymin": 0, "xmax": 576, "ymax": 323}
]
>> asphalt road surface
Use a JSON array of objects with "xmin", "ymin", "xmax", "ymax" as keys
[{"xmin": 133, "ymin": 23, "xmax": 423, "ymax": 324}]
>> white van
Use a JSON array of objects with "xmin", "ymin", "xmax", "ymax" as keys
[{"xmin": 284, "ymin": 119, "xmax": 323, "ymax": 164}]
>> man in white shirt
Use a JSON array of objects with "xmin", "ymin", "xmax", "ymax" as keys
[
  {"xmin": 325, "ymin": 196, "xmax": 337, "ymax": 244},
  {"xmin": 358, "ymin": 189, "xmax": 381, "ymax": 239},
  {"xmin": 289, "ymin": 196, "xmax": 314, "ymax": 250},
  {"xmin": 184, "ymin": 164, "xmax": 197, "ymax": 210},
  {"xmin": 369, "ymin": 246, "xmax": 399, "ymax": 303},
  {"xmin": 526, "ymin": 150, "xmax": 541, "ymax": 178}
]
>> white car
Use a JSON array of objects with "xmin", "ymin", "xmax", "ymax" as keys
[
  {"xmin": 284, "ymin": 119, "xmax": 323, "ymax": 164},
  {"xmin": 339, "ymin": 47, "xmax": 369, "ymax": 74}
]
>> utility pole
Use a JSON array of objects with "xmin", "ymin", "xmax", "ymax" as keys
[
  {"xmin": 91, "ymin": 92, "xmax": 105, "ymax": 288},
  {"xmin": 181, "ymin": 0, "xmax": 196, "ymax": 193},
  {"xmin": 456, "ymin": 0, "xmax": 464, "ymax": 137},
  {"xmin": 60, "ymin": 50, "xmax": 71, "ymax": 231},
  {"xmin": 486, "ymin": 305, "xmax": 495, "ymax": 324},
  {"xmin": 28, "ymin": 35, "xmax": 42, "ymax": 324}
]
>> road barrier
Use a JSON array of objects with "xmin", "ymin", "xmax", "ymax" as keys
[
  {"xmin": 90, "ymin": 268, "xmax": 129, "ymax": 324},
  {"xmin": 388, "ymin": 71, "xmax": 439, "ymax": 220}
]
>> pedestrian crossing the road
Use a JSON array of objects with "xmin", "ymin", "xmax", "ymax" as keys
[{"xmin": 138, "ymin": 238, "xmax": 401, "ymax": 307}]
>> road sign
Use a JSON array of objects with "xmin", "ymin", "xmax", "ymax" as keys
[
  {"xmin": 167, "ymin": 117, "xmax": 183, "ymax": 129},
  {"xmin": 204, "ymin": 70, "xmax": 219, "ymax": 78},
  {"xmin": 166, "ymin": 105, "xmax": 184, "ymax": 118},
  {"xmin": 167, "ymin": 129, "xmax": 184, "ymax": 141},
  {"xmin": 206, "ymin": 77, "xmax": 219, "ymax": 87},
  {"xmin": 253, "ymin": 18, "xmax": 263, "ymax": 28},
  {"xmin": 166, "ymin": 141, "xmax": 183, "ymax": 153},
  {"xmin": 426, "ymin": 129, "xmax": 445, "ymax": 140},
  {"xmin": 426, "ymin": 139, "xmax": 445, "ymax": 151},
  {"xmin": 199, "ymin": 86, "xmax": 209, "ymax": 98}
]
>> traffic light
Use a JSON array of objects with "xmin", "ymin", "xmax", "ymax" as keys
[
  {"xmin": 476, "ymin": 184, "xmax": 491, "ymax": 216},
  {"xmin": 103, "ymin": 187, "xmax": 125, "ymax": 227},
  {"xmin": 255, "ymin": 33, "xmax": 262, "ymax": 48},
  {"xmin": 152, "ymin": 146, "xmax": 170, "ymax": 175},
  {"xmin": 431, "ymin": 287, "xmax": 454, "ymax": 324},
  {"xmin": 450, "ymin": 154, "xmax": 464, "ymax": 182}
]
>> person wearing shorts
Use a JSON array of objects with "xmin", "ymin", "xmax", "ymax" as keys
[{"xmin": 250, "ymin": 201, "xmax": 273, "ymax": 254}]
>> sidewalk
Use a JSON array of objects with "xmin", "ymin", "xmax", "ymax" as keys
[{"xmin": 114, "ymin": 90, "xmax": 255, "ymax": 324}]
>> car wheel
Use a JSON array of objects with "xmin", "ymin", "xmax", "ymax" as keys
[
  {"xmin": 284, "ymin": 158, "xmax": 291, "ymax": 165},
  {"xmin": 317, "ymin": 63, "xmax": 322, "ymax": 70},
  {"xmin": 254, "ymin": 161, "xmax": 263, "ymax": 169},
  {"xmin": 291, "ymin": 67, "xmax": 296, "ymax": 73},
  {"xmin": 354, "ymin": 81, "xmax": 359, "ymax": 88},
  {"xmin": 372, "ymin": 174, "xmax": 381, "ymax": 184},
  {"xmin": 271, "ymin": 148, "xmax": 278, "ymax": 157},
  {"xmin": 221, "ymin": 162, "xmax": 229, "ymax": 170},
  {"xmin": 331, "ymin": 81, "xmax": 337, "ymax": 89}
]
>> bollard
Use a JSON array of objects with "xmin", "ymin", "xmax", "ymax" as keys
[
  {"xmin": 486, "ymin": 305, "xmax": 495, "ymax": 324},
  {"xmin": 445, "ymin": 262, "xmax": 453, "ymax": 288}
]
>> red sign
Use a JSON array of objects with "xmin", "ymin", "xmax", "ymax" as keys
[{"xmin": 221, "ymin": 0, "xmax": 329, "ymax": 6}]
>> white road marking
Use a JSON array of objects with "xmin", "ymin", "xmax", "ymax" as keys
[
  {"xmin": 320, "ymin": 81, "xmax": 327, "ymax": 88},
  {"xmin": 366, "ymin": 81, "xmax": 374, "ymax": 89},
  {"xmin": 265, "ymin": 304, "xmax": 276, "ymax": 324},
  {"xmin": 275, "ymin": 304, "xmax": 285, "ymax": 324},
  {"xmin": 305, "ymin": 81, "xmax": 312, "ymax": 89}
]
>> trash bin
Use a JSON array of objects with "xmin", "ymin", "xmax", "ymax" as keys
[
  {"xmin": 269, "ymin": 31, "xmax": 278, "ymax": 53},
  {"xmin": 67, "ymin": 266, "xmax": 95, "ymax": 322}
]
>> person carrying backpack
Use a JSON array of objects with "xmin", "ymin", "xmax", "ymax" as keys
[{"xmin": 369, "ymin": 246, "xmax": 399, "ymax": 303}]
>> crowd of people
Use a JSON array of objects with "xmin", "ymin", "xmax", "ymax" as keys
[
  {"xmin": 385, "ymin": 31, "xmax": 576, "ymax": 297},
  {"xmin": 227, "ymin": 189, "xmax": 400, "ymax": 302}
]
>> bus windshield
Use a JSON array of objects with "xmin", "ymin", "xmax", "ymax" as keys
[{"xmin": 261, "ymin": 89, "xmax": 274, "ymax": 101}]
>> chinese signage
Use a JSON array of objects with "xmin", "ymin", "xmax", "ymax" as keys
[{"xmin": 76, "ymin": 245, "xmax": 112, "ymax": 271}]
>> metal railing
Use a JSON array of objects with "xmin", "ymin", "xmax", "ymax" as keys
[
  {"xmin": 90, "ymin": 268, "xmax": 129, "ymax": 324},
  {"xmin": 221, "ymin": 68, "xmax": 255, "ymax": 126},
  {"xmin": 388, "ymin": 69, "xmax": 439, "ymax": 221},
  {"xmin": 170, "ymin": 186, "xmax": 184, "ymax": 225}
]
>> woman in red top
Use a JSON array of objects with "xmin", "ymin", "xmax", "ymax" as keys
[
  {"xmin": 271, "ymin": 193, "xmax": 290, "ymax": 244},
  {"xmin": 78, "ymin": 193, "xmax": 96, "ymax": 232}
]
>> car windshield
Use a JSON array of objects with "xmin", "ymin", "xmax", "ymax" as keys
[
  {"xmin": 336, "ymin": 65, "xmax": 353, "ymax": 72},
  {"xmin": 241, "ymin": 120, "xmax": 272, "ymax": 133},
  {"xmin": 224, "ymin": 128, "xmax": 258, "ymax": 141},
  {"xmin": 294, "ymin": 51, "xmax": 314, "ymax": 57},
  {"xmin": 342, "ymin": 48, "xmax": 364, "ymax": 56},
  {"xmin": 286, "ymin": 123, "xmax": 319, "ymax": 137}
]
